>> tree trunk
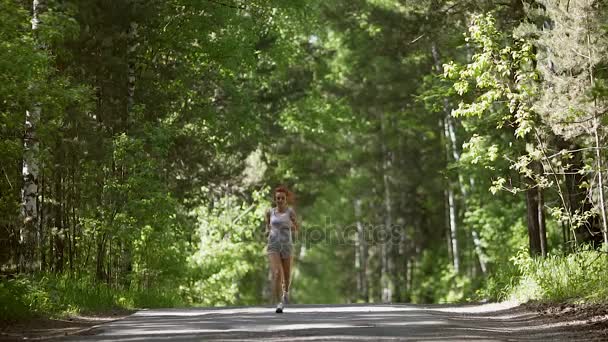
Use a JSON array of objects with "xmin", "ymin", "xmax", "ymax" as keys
[
  {"xmin": 585, "ymin": 1, "xmax": 608, "ymax": 249},
  {"xmin": 448, "ymin": 112, "xmax": 488, "ymax": 274},
  {"xmin": 379, "ymin": 112, "xmax": 394, "ymax": 303},
  {"xmin": 354, "ymin": 198, "xmax": 368, "ymax": 302},
  {"xmin": 442, "ymin": 105, "xmax": 460, "ymax": 274},
  {"xmin": 528, "ymin": 160, "xmax": 548, "ymax": 257},
  {"xmin": 20, "ymin": 0, "xmax": 44, "ymax": 273},
  {"xmin": 69, "ymin": 164, "xmax": 77, "ymax": 273},
  {"xmin": 54, "ymin": 161, "xmax": 64, "ymax": 273},
  {"xmin": 593, "ymin": 122, "xmax": 608, "ymax": 249},
  {"xmin": 444, "ymin": 189, "xmax": 453, "ymax": 265},
  {"xmin": 526, "ymin": 187, "xmax": 542, "ymax": 256},
  {"xmin": 446, "ymin": 186, "xmax": 459, "ymax": 272},
  {"xmin": 538, "ymin": 188, "xmax": 547, "ymax": 257},
  {"xmin": 432, "ymin": 42, "xmax": 461, "ymax": 273},
  {"xmin": 96, "ymin": 233, "xmax": 107, "ymax": 282},
  {"xmin": 39, "ymin": 167, "xmax": 45, "ymax": 271}
]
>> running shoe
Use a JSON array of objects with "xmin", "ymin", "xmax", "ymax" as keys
[{"xmin": 275, "ymin": 302, "xmax": 284, "ymax": 313}]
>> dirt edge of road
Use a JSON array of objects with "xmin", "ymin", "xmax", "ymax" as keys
[
  {"xmin": 523, "ymin": 301, "xmax": 608, "ymax": 335},
  {"xmin": 0, "ymin": 309, "xmax": 134, "ymax": 341}
]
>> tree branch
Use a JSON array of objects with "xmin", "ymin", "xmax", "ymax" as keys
[
  {"xmin": 546, "ymin": 146, "xmax": 608, "ymax": 159},
  {"xmin": 555, "ymin": 109, "xmax": 608, "ymax": 124},
  {"xmin": 2, "ymin": 167, "xmax": 13, "ymax": 189}
]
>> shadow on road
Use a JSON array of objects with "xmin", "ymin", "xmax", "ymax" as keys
[{"xmin": 62, "ymin": 303, "xmax": 601, "ymax": 341}]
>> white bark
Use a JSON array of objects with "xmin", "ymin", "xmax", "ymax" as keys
[
  {"xmin": 354, "ymin": 198, "xmax": 368, "ymax": 302},
  {"xmin": 585, "ymin": 2, "xmax": 608, "ymax": 248},
  {"xmin": 444, "ymin": 189, "xmax": 453, "ymax": 262},
  {"xmin": 432, "ymin": 42, "xmax": 460, "ymax": 273},
  {"xmin": 442, "ymin": 114, "xmax": 460, "ymax": 273},
  {"xmin": 433, "ymin": 41, "xmax": 489, "ymax": 274},
  {"xmin": 594, "ymin": 122, "xmax": 608, "ymax": 248},
  {"xmin": 21, "ymin": 107, "xmax": 39, "ymax": 225},
  {"xmin": 446, "ymin": 184, "xmax": 460, "ymax": 273},
  {"xmin": 380, "ymin": 112, "xmax": 393, "ymax": 303},
  {"xmin": 20, "ymin": 0, "xmax": 43, "ymax": 271}
]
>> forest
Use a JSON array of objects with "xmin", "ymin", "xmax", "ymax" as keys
[{"xmin": 2, "ymin": 0, "xmax": 608, "ymax": 319}]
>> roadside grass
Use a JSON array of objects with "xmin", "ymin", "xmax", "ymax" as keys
[
  {"xmin": 510, "ymin": 248, "xmax": 608, "ymax": 303},
  {"xmin": 0, "ymin": 274, "xmax": 186, "ymax": 320},
  {"xmin": 478, "ymin": 247, "xmax": 608, "ymax": 304}
]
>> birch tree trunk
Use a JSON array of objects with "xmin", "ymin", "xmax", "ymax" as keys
[
  {"xmin": 593, "ymin": 123, "xmax": 608, "ymax": 248},
  {"xmin": 54, "ymin": 159, "xmax": 64, "ymax": 273},
  {"xmin": 20, "ymin": 0, "xmax": 44, "ymax": 272},
  {"xmin": 444, "ymin": 189, "xmax": 453, "ymax": 263},
  {"xmin": 431, "ymin": 41, "xmax": 488, "ymax": 273},
  {"xmin": 446, "ymin": 183, "xmax": 459, "ymax": 273},
  {"xmin": 354, "ymin": 198, "xmax": 368, "ymax": 302},
  {"xmin": 379, "ymin": 112, "xmax": 394, "ymax": 302},
  {"xmin": 431, "ymin": 42, "xmax": 460, "ymax": 273},
  {"xmin": 586, "ymin": 11, "xmax": 608, "ymax": 247}
]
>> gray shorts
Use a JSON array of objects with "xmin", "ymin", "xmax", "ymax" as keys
[{"xmin": 267, "ymin": 230, "xmax": 292, "ymax": 258}]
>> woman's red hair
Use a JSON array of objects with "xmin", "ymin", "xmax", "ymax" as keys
[{"xmin": 275, "ymin": 185, "xmax": 295, "ymax": 206}]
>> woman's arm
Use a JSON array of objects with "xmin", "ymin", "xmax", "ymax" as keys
[
  {"xmin": 265, "ymin": 209, "xmax": 271, "ymax": 238},
  {"xmin": 289, "ymin": 208, "xmax": 299, "ymax": 233}
]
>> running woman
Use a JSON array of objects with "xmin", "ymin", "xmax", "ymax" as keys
[{"xmin": 265, "ymin": 186, "xmax": 298, "ymax": 313}]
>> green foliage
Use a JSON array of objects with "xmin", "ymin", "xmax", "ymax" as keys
[
  {"xmin": 187, "ymin": 188, "xmax": 269, "ymax": 306},
  {"xmin": 0, "ymin": 277, "xmax": 42, "ymax": 320},
  {"xmin": 445, "ymin": 13, "xmax": 538, "ymax": 137},
  {"xmin": 0, "ymin": 274, "xmax": 187, "ymax": 320},
  {"xmin": 2, "ymin": 0, "xmax": 318, "ymax": 316},
  {"xmin": 0, "ymin": 0, "xmax": 41, "ymax": 240},
  {"xmin": 464, "ymin": 198, "xmax": 527, "ymax": 268},
  {"xmin": 509, "ymin": 248, "xmax": 608, "ymax": 303},
  {"xmin": 476, "ymin": 263, "xmax": 520, "ymax": 302},
  {"xmin": 4, "ymin": 0, "xmax": 608, "ymax": 317},
  {"xmin": 410, "ymin": 251, "xmax": 474, "ymax": 304},
  {"xmin": 529, "ymin": 0, "xmax": 608, "ymax": 139},
  {"xmin": 443, "ymin": 13, "xmax": 541, "ymax": 197},
  {"xmin": 295, "ymin": 243, "xmax": 344, "ymax": 304}
]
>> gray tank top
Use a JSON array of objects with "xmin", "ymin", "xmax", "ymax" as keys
[{"xmin": 270, "ymin": 208, "xmax": 292, "ymax": 240}]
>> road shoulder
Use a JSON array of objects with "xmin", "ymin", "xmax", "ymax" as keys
[
  {"xmin": 0, "ymin": 309, "xmax": 134, "ymax": 341},
  {"xmin": 523, "ymin": 301, "xmax": 608, "ymax": 339}
]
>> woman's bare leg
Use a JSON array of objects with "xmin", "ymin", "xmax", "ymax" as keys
[
  {"xmin": 268, "ymin": 253, "xmax": 284, "ymax": 303},
  {"xmin": 280, "ymin": 255, "xmax": 292, "ymax": 295}
]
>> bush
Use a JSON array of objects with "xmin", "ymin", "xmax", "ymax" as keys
[
  {"xmin": 475, "ymin": 262, "xmax": 520, "ymax": 302},
  {"xmin": 0, "ymin": 277, "xmax": 38, "ymax": 320},
  {"xmin": 0, "ymin": 273, "xmax": 187, "ymax": 320},
  {"xmin": 509, "ymin": 247, "xmax": 608, "ymax": 303}
]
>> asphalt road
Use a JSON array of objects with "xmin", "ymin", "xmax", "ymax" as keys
[{"xmin": 61, "ymin": 302, "xmax": 600, "ymax": 341}]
